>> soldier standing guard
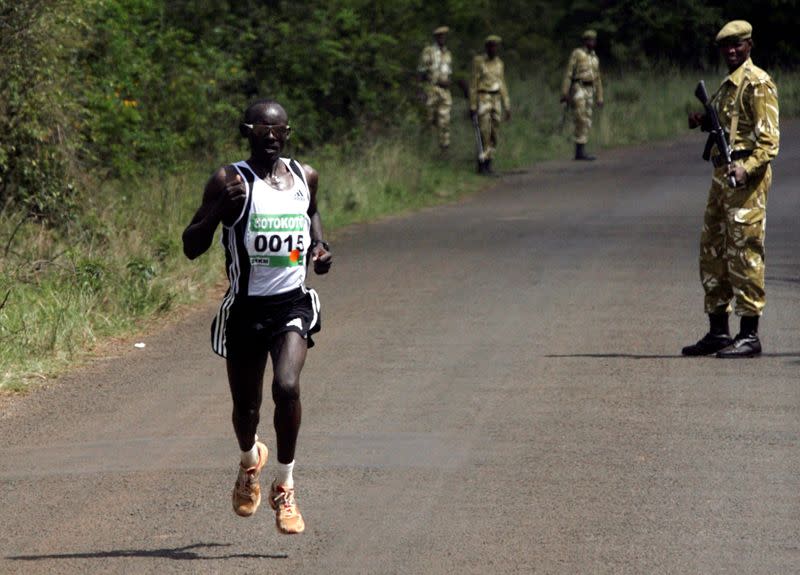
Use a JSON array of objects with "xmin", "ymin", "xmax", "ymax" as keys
[
  {"xmin": 683, "ymin": 20, "xmax": 779, "ymax": 358},
  {"xmin": 418, "ymin": 26, "xmax": 453, "ymax": 152},
  {"xmin": 560, "ymin": 30, "xmax": 604, "ymax": 160},
  {"xmin": 470, "ymin": 35, "xmax": 511, "ymax": 174}
]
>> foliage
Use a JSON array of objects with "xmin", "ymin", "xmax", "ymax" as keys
[
  {"xmin": 594, "ymin": 0, "xmax": 724, "ymax": 69},
  {"xmin": 3, "ymin": 0, "xmax": 800, "ymax": 222},
  {"xmin": 242, "ymin": 2, "xmax": 408, "ymax": 147},
  {"xmin": 80, "ymin": 0, "xmax": 244, "ymax": 177},
  {"xmin": 0, "ymin": 0, "xmax": 87, "ymax": 223}
]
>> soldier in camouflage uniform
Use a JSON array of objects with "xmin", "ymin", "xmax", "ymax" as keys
[
  {"xmin": 560, "ymin": 30, "xmax": 604, "ymax": 160},
  {"xmin": 683, "ymin": 20, "xmax": 779, "ymax": 358},
  {"xmin": 470, "ymin": 35, "xmax": 511, "ymax": 174},
  {"xmin": 418, "ymin": 26, "xmax": 453, "ymax": 152}
]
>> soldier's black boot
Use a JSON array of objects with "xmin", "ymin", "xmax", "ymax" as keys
[
  {"xmin": 484, "ymin": 159, "xmax": 493, "ymax": 174},
  {"xmin": 574, "ymin": 143, "xmax": 596, "ymax": 161},
  {"xmin": 681, "ymin": 312, "xmax": 733, "ymax": 356},
  {"xmin": 477, "ymin": 160, "xmax": 485, "ymax": 174},
  {"xmin": 716, "ymin": 316, "xmax": 762, "ymax": 358}
]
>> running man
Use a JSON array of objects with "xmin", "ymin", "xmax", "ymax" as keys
[{"xmin": 182, "ymin": 99, "xmax": 332, "ymax": 533}]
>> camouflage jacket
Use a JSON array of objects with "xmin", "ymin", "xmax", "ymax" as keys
[
  {"xmin": 561, "ymin": 47, "xmax": 603, "ymax": 103},
  {"xmin": 712, "ymin": 57, "xmax": 779, "ymax": 175},
  {"xmin": 470, "ymin": 54, "xmax": 510, "ymax": 111},
  {"xmin": 418, "ymin": 44, "xmax": 452, "ymax": 87}
]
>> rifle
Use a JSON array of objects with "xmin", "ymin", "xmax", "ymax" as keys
[
  {"xmin": 559, "ymin": 100, "xmax": 570, "ymax": 132},
  {"xmin": 559, "ymin": 69, "xmax": 578, "ymax": 132},
  {"xmin": 458, "ymin": 79, "xmax": 484, "ymax": 163},
  {"xmin": 694, "ymin": 80, "xmax": 737, "ymax": 188},
  {"xmin": 471, "ymin": 111, "xmax": 484, "ymax": 162}
]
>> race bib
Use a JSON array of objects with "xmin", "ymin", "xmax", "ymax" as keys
[{"xmin": 247, "ymin": 213, "xmax": 308, "ymax": 267}]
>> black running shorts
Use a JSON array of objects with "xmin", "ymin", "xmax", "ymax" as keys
[{"xmin": 211, "ymin": 287, "xmax": 321, "ymax": 359}]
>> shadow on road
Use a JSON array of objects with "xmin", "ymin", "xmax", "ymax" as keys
[
  {"xmin": 545, "ymin": 352, "xmax": 800, "ymax": 359},
  {"xmin": 767, "ymin": 275, "xmax": 800, "ymax": 285},
  {"xmin": 546, "ymin": 353, "xmax": 682, "ymax": 359},
  {"xmin": 8, "ymin": 542, "xmax": 288, "ymax": 562}
]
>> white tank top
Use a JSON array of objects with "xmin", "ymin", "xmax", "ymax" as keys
[{"xmin": 222, "ymin": 158, "xmax": 311, "ymax": 297}]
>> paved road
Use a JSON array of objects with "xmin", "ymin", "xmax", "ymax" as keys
[{"xmin": 1, "ymin": 124, "xmax": 799, "ymax": 574}]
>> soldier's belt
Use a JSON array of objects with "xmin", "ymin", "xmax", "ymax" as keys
[
  {"xmin": 579, "ymin": 80, "xmax": 593, "ymax": 86},
  {"xmin": 712, "ymin": 149, "xmax": 751, "ymax": 167},
  {"xmin": 478, "ymin": 89, "xmax": 500, "ymax": 94}
]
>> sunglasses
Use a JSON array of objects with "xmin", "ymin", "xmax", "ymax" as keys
[{"xmin": 242, "ymin": 123, "xmax": 291, "ymax": 138}]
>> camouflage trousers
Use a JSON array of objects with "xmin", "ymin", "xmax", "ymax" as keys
[
  {"xmin": 699, "ymin": 164, "xmax": 770, "ymax": 316},
  {"xmin": 425, "ymin": 85, "xmax": 452, "ymax": 149},
  {"xmin": 571, "ymin": 84, "xmax": 594, "ymax": 145},
  {"xmin": 476, "ymin": 92, "xmax": 505, "ymax": 161}
]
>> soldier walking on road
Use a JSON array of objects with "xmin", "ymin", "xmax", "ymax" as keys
[
  {"xmin": 418, "ymin": 26, "xmax": 453, "ymax": 153},
  {"xmin": 683, "ymin": 20, "xmax": 779, "ymax": 358},
  {"xmin": 560, "ymin": 30, "xmax": 604, "ymax": 161},
  {"xmin": 470, "ymin": 35, "xmax": 511, "ymax": 175},
  {"xmin": 182, "ymin": 99, "xmax": 332, "ymax": 532}
]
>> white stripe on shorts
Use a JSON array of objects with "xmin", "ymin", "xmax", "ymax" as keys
[
  {"xmin": 212, "ymin": 289, "xmax": 235, "ymax": 358},
  {"xmin": 307, "ymin": 287, "xmax": 320, "ymax": 331}
]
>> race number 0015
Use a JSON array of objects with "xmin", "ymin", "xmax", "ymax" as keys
[{"xmin": 253, "ymin": 234, "xmax": 304, "ymax": 253}]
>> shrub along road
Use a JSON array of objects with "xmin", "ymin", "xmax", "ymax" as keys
[{"xmin": 1, "ymin": 124, "xmax": 799, "ymax": 574}]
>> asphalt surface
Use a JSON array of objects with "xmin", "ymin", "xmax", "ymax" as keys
[{"xmin": 1, "ymin": 124, "xmax": 799, "ymax": 574}]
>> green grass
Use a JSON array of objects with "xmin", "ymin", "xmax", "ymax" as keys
[
  {"xmin": 498, "ymin": 67, "xmax": 706, "ymax": 169},
  {"xmin": 0, "ymin": 171, "xmax": 224, "ymax": 390},
  {"xmin": 2, "ymin": 67, "xmax": 799, "ymax": 391}
]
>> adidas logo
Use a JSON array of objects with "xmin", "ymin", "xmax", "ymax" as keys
[{"xmin": 286, "ymin": 318, "xmax": 303, "ymax": 329}]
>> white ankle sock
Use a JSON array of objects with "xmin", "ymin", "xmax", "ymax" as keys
[
  {"xmin": 275, "ymin": 460, "xmax": 295, "ymax": 488},
  {"xmin": 240, "ymin": 440, "xmax": 259, "ymax": 468}
]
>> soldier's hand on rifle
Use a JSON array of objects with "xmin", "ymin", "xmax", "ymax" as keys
[
  {"xmin": 559, "ymin": 95, "xmax": 568, "ymax": 104},
  {"xmin": 596, "ymin": 100, "xmax": 604, "ymax": 109},
  {"xmin": 504, "ymin": 109, "xmax": 512, "ymax": 121},
  {"xmin": 688, "ymin": 112, "xmax": 705, "ymax": 129},
  {"xmin": 727, "ymin": 165, "xmax": 748, "ymax": 186}
]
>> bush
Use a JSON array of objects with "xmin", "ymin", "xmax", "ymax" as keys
[
  {"xmin": 0, "ymin": 0, "xmax": 86, "ymax": 223},
  {"xmin": 80, "ymin": 0, "xmax": 244, "ymax": 177}
]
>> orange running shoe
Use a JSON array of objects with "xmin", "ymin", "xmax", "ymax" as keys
[
  {"xmin": 269, "ymin": 482, "xmax": 305, "ymax": 534},
  {"xmin": 231, "ymin": 441, "xmax": 268, "ymax": 517}
]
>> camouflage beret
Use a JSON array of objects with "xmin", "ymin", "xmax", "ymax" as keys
[
  {"xmin": 582, "ymin": 29, "xmax": 597, "ymax": 40},
  {"xmin": 715, "ymin": 20, "xmax": 752, "ymax": 43},
  {"xmin": 485, "ymin": 34, "xmax": 502, "ymax": 45},
  {"xmin": 433, "ymin": 26, "xmax": 449, "ymax": 35}
]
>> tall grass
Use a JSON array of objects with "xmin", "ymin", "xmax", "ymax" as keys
[
  {"xmin": 0, "ymin": 171, "xmax": 223, "ymax": 390},
  {"xmin": 2, "ymin": 68, "xmax": 798, "ymax": 391},
  {"xmin": 498, "ymin": 66, "xmax": 709, "ymax": 169}
]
